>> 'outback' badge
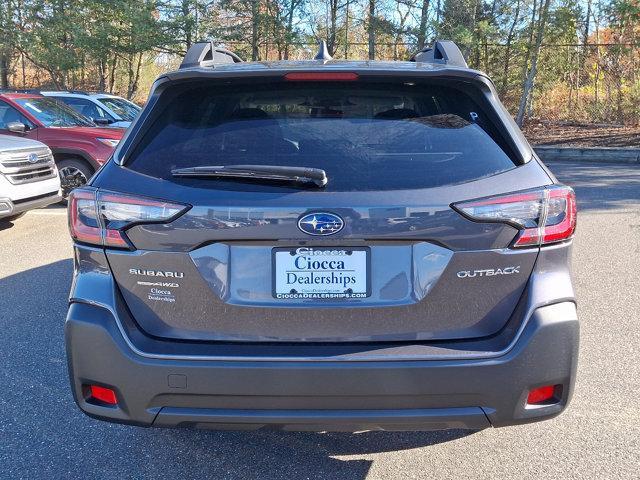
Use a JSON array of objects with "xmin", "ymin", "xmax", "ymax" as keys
[{"xmin": 298, "ymin": 212, "xmax": 344, "ymax": 236}]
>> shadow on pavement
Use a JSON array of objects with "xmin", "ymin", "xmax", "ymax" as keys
[
  {"xmin": 0, "ymin": 259, "xmax": 477, "ymax": 479},
  {"xmin": 138, "ymin": 428, "xmax": 477, "ymax": 478},
  {"xmin": 547, "ymin": 161, "xmax": 640, "ymax": 212},
  {"xmin": 0, "ymin": 219, "xmax": 16, "ymax": 231},
  {"xmin": 0, "ymin": 204, "xmax": 65, "ymax": 230},
  {"xmin": 43, "ymin": 203, "xmax": 67, "ymax": 210}
]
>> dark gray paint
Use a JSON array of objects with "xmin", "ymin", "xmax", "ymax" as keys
[
  {"xmin": 69, "ymin": 240, "xmax": 573, "ymax": 359},
  {"xmin": 65, "ymin": 58, "xmax": 578, "ymax": 430},
  {"xmin": 105, "ymin": 243, "xmax": 536, "ymax": 342},
  {"xmin": 65, "ymin": 299, "xmax": 578, "ymax": 430},
  {"xmin": 96, "ymin": 156, "xmax": 549, "ymax": 343}
]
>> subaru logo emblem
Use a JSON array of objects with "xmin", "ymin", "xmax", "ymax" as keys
[
  {"xmin": 298, "ymin": 212, "xmax": 344, "ymax": 236},
  {"xmin": 27, "ymin": 153, "xmax": 39, "ymax": 164}
]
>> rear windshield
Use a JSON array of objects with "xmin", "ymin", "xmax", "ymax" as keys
[{"xmin": 126, "ymin": 81, "xmax": 516, "ymax": 192}]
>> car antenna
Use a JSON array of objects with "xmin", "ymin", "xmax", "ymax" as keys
[{"xmin": 314, "ymin": 40, "xmax": 333, "ymax": 61}]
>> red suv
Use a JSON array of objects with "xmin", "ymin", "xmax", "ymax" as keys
[{"xmin": 0, "ymin": 92, "xmax": 125, "ymax": 197}]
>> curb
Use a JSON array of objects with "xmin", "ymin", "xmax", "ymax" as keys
[{"xmin": 534, "ymin": 146, "xmax": 640, "ymax": 165}]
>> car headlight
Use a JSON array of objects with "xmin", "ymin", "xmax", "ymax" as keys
[{"xmin": 96, "ymin": 138, "xmax": 120, "ymax": 147}]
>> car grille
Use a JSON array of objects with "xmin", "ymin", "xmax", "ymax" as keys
[{"xmin": 0, "ymin": 147, "xmax": 57, "ymax": 185}]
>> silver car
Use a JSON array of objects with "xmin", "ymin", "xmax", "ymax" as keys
[
  {"xmin": 0, "ymin": 135, "xmax": 61, "ymax": 223},
  {"xmin": 41, "ymin": 91, "xmax": 140, "ymax": 128}
]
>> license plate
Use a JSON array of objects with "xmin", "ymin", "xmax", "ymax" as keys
[{"xmin": 273, "ymin": 247, "xmax": 370, "ymax": 300}]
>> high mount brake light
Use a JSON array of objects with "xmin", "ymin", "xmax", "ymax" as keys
[
  {"xmin": 284, "ymin": 72, "xmax": 359, "ymax": 81},
  {"xmin": 68, "ymin": 187, "xmax": 188, "ymax": 249},
  {"xmin": 453, "ymin": 185, "xmax": 576, "ymax": 248}
]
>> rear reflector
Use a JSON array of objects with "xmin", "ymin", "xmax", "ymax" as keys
[
  {"xmin": 68, "ymin": 187, "xmax": 188, "ymax": 249},
  {"xmin": 527, "ymin": 385, "xmax": 558, "ymax": 405},
  {"xmin": 88, "ymin": 385, "xmax": 118, "ymax": 405},
  {"xmin": 452, "ymin": 185, "xmax": 576, "ymax": 248},
  {"xmin": 284, "ymin": 72, "xmax": 359, "ymax": 81}
]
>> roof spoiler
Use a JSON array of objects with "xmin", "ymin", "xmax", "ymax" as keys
[
  {"xmin": 180, "ymin": 41, "xmax": 244, "ymax": 69},
  {"xmin": 410, "ymin": 40, "xmax": 468, "ymax": 68}
]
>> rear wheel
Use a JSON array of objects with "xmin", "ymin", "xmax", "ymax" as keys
[{"xmin": 58, "ymin": 158, "xmax": 94, "ymax": 201}]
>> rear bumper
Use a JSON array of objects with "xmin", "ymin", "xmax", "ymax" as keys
[{"xmin": 65, "ymin": 301, "xmax": 578, "ymax": 431}]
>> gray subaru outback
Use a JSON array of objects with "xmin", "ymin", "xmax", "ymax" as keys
[{"xmin": 65, "ymin": 40, "xmax": 578, "ymax": 431}]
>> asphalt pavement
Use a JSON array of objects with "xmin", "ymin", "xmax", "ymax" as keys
[{"xmin": 0, "ymin": 161, "xmax": 639, "ymax": 479}]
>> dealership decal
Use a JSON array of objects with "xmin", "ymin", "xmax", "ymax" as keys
[
  {"xmin": 147, "ymin": 288, "xmax": 176, "ymax": 303},
  {"xmin": 274, "ymin": 247, "xmax": 368, "ymax": 299},
  {"xmin": 286, "ymin": 248, "xmax": 355, "ymax": 290}
]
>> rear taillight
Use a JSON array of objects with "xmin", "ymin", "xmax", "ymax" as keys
[
  {"xmin": 68, "ymin": 187, "xmax": 188, "ymax": 249},
  {"xmin": 68, "ymin": 189, "xmax": 102, "ymax": 245},
  {"xmin": 453, "ymin": 185, "xmax": 576, "ymax": 248}
]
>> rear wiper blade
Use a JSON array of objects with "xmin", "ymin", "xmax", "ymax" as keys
[{"xmin": 171, "ymin": 164, "xmax": 328, "ymax": 188}]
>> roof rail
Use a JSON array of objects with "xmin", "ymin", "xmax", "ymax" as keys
[
  {"xmin": 180, "ymin": 41, "xmax": 243, "ymax": 69},
  {"xmin": 40, "ymin": 90, "xmax": 90, "ymax": 95},
  {"xmin": 0, "ymin": 88, "xmax": 41, "ymax": 94},
  {"xmin": 410, "ymin": 40, "xmax": 468, "ymax": 68}
]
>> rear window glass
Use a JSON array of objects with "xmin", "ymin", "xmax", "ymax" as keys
[{"xmin": 126, "ymin": 81, "xmax": 516, "ymax": 192}]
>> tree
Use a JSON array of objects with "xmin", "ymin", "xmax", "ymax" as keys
[
  {"xmin": 0, "ymin": 0, "xmax": 636, "ymax": 125},
  {"xmin": 416, "ymin": 0, "xmax": 430, "ymax": 50},
  {"xmin": 605, "ymin": 0, "xmax": 640, "ymax": 122},
  {"xmin": 500, "ymin": 0, "xmax": 522, "ymax": 95},
  {"xmin": 439, "ymin": 0, "xmax": 478, "ymax": 48},
  {"xmin": 368, "ymin": 0, "xmax": 376, "ymax": 59},
  {"xmin": 0, "ymin": 0, "xmax": 19, "ymax": 88},
  {"xmin": 516, "ymin": 0, "xmax": 552, "ymax": 126},
  {"xmin": 308, "ymin": 0, "xmax": 348, "ymax": 57}
]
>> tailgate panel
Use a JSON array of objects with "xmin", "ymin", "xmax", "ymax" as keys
[{"xmin": 106, "ymin": 243, "xmax": 536, "ymax": 342}]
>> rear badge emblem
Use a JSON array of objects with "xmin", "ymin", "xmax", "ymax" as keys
[
  {"xmin": 298, "ymin": 212, "xmax": 344, "ymax": 236},
  {"xmin": 457, "ymin": 266, "xmax": 520, "ymax": 278}
]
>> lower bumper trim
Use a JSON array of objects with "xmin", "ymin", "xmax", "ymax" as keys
[
  {"xmin": 0, "ymin": 191, "xmax": 61, "ymax": 218},
  {"xmin": 153, "ymin": 406, "xmax": 491, "ymax": 431}
]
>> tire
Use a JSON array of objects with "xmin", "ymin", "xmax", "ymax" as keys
[{"xmin": 57, "ymin": 158, "xmax": 94, "ymax": 201}]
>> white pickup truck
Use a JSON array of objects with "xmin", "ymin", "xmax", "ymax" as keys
[{"xmin": 0, "ymin": 134, "xmax": 62, "ymax": 223}]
